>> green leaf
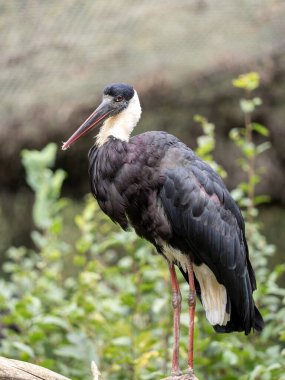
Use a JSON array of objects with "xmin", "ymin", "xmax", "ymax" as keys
[
  {"xmin": 39, "ymin": 316, "xmax": 70, "ymax": 330},
  {"xmin": 253, "ymin": 97, "xmax": 262, "ymax": 106},
  {"xmin": 12, "ymin": 342, "xmax": 35, "ymax": 358},
  {"xmin": 240, "ymin": 99, "xmax": 255, "ymax": 113},
  {"xmin": 251, "ymin": 122, "xmax": 269, "ymax": 136},
  {"xmin": 55, "ymin": 345, "xmax": 84, "ymax": 359},
  {"xmin": 229, "ymin": 128, "xmax": 242, "ymax": 141},
  {"xmin": 112, "ymin": 336, "xmax": 132, "ymax": 346},
  {"xmin": 232, "ymin": 72, "xmax": 260, "ymax": 91},
  {"xmin": 242, "ymin": 141, "xmax": 255, "ymax": 157},
  {"xmin": 193, "ymin": 114, "xmax": 206, "ymax": 124},
  {"xmin": 254, "ymin": 195, "xmax": 271, "ymax": 205},
  {"xmin": 256, "ymin": 141, "xmax": 271, "ymax": 154}
]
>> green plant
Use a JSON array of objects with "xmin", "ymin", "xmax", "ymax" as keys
[
  {"xmin": 0, "ymin": 74, "xmax": 284, "ymax": 380},
  {"xmin": 230, "ymin": 73, "xmax": 285, "ymax": 379},
  {"xmin": 0, "ymin": 143, "xmax": 172, "ymax": 379}
]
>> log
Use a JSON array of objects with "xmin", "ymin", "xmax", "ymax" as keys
[
  {"xmin": 0, "ymin": 356, "xmax": 71, "ymax": 380},
  {"xmin": 161, "ymin": 371, "xmax": 199, "ymax": 380},
  {"xmin": 161, "ymin": 376, "xmax": 198, "ymax": 380},
  {"xmin": 0, "ymin": 356, "xmax": 196, "ymax": 380}
]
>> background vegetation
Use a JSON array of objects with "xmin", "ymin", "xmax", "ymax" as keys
[
  {"xmin": 0, "ymin": 74, "xmax": 284, "ymax": 379},
  {"xmin": 1, "ymin": 1, "xmax": 285, "ymax": 258}
]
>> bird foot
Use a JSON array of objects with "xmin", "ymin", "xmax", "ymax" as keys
[{"xmin": 161, "ymin": 371, "xmax": 199, "ymax": 380}]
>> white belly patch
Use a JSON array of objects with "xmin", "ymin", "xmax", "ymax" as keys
[
  {"xmin": 160, "ymin": 243, "xmax": 190, "ymax": 273},
  {"xmin": 159, "ymin": 242, "xmax": 230, "ymax": 326}
]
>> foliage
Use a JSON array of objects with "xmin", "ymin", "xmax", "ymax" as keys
[
  {"xmin": 193, "ymin": 75, "xmax": 285, "ymax": 378},
  {"xmin": 194, "ymin": 114, "xmax": 227, "ymax": 179},
  {"xmin": 229, "ymin": 73, "xmax": 285, "ymax": 379},
  {"xmin": 0, "ymin": 144, "xmax": 173, "ymax": 379},
  {"xmin": 0, "ymin": 74, "xmax": 284, "ymax": 380}
]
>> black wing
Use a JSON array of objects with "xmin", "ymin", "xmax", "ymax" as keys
[{"xmin": 159, "ymin": 146, "xmax": 263, "ymax": 334}]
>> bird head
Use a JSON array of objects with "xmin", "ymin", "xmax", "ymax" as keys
[{"xmin": 62, "ymin": 83, "xmax": 141, "ymax": 150}]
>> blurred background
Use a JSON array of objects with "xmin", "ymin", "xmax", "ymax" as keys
[
  {"xmin": 1, "ymin": 0, "xmax": 285, "ymax": 257},
  {"xmin": 0, "ymin": 1, "xmax": 285, "ymax": 379}
]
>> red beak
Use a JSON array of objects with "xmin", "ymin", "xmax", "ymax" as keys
[{"xmin": 62, "ymin": 99, "xmax": 113, "ymax": 150}]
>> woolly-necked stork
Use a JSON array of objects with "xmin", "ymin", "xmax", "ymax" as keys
[{"xmin": 62, "ymin": 83, "xmax": 264, "ymax": 377}]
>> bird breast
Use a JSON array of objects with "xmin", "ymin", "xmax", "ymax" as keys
[{"xmin": 88, "ymin": 135, "xmax": 171, "ymax": 240}]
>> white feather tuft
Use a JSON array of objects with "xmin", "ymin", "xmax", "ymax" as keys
[{"xmin": 193, "ymin": 263, "xmax": 230, "ymax": 326}]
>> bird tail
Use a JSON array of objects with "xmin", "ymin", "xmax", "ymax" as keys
[
  {"xmin": 213, "ymin": 305, "xmax": 264, "ymax": 334},
  {"xmin": 253, "ymin": 305, "xmax": 264, "ymax": 332},
  {"xmin": 179, "ymin": 266, "xmax": 264, "ymax": 334}
]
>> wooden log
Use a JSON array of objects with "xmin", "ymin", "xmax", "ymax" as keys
[
  {"xmin": 0, "ymin": 356, "xmax": 71, "ymax": 380},
  {"xmin": 0, "ymin": 356, "xmax": 197, "ymax": 380},
  {"xmin": 161, "ymin": 372, "xmax": 199, "ymax": 380}
]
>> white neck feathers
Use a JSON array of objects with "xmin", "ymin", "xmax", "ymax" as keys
[{"xmin": 96, "ymin": 91, "xmax": 142, "ymax": 147}]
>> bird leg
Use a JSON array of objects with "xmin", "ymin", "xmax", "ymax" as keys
[
  {"xmin": 186, "ymin": 261, "xmax": 196, "ymax": 373},
  {"xmin": 168, "ymin": 263, "xmax": 182, "ymax": 376}
]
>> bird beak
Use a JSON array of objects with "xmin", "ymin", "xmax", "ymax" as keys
[{"xmin": 62, "ymin": 99, "xmax": 113, "ymax": 150}]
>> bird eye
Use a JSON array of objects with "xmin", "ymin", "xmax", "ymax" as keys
[{"xmin": 115, "ymin": 95, "xmax": 123, "ymax": 102}]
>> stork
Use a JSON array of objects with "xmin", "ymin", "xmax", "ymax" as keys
[{"xmin": 62, "ymin": 83, "xmax": 264, "ymax": 377}]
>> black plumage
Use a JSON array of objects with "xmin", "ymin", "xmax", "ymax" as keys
[{"xmin": 88, "ymin": 131, "xmax": 263, "ymax": 334}]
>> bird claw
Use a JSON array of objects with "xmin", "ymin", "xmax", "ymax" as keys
[
  {"xmin": 186, "ymin": 367, "xmax": 194, "ymax": 376},
  {"xmin": 171, "ymin": 369, "xmax": 183, "ymax": 377},
  {"xmin": 161, "ymin": 371, "xmax": 198, "ymax": 380}
]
